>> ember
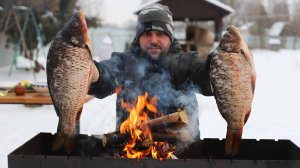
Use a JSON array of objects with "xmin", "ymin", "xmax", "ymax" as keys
[{"xmin": 119, "ymin": 92, "xmax": 174, "ymax": 159}]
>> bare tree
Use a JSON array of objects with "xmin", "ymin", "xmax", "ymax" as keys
[
  {"xmin": 220, "ymin": 0, "xmax": 269, "ymax": 48},
  {"xmin": 267, "ymin": 0, "xmax": 290, "ymax": 23},
  {"xmin": 290, "ymin": 0, "xmax": 300, "ymax": 36},
  {"xmin": 220, "ymin": 0, "xmax": 269, "ymax": 30},
  {"xmin": 0, "ymin": 0, "xmax": 101, "ymax": 47}
]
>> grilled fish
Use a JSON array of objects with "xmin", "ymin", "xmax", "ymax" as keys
[
  {"xmin": 46, "ymin": 11, "xmax": 93, "ymax": 153},
  {"xmin": 210, "ymin": 26, "xmax": 256, "ymax": 156}
]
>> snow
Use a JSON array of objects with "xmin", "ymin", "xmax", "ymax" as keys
[
  {"xmin": 1, "ymin": 49, "xmax": 300, "ymax": 167},
  {"xmin": 134, "ymin": 0, "xmax": 160, "ymax": 14},
  {"xmin": 268, "ymin": 37, "xmax": 281, "ymax": 45},
  {"xmin": 205, "ymin": 0, "xmax": 235, "ymax": 14}
]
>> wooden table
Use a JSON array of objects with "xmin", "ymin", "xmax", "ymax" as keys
[{"xmin": 0, "ymin": 92, "xmax": 94, "ymax": 105}]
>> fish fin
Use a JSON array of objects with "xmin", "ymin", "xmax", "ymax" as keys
[
  {"xmin": 241, "ymin": 48, "xmax": 256, "ymax": 94},
  {"xmin": 52, "ymin": 133, "xmax": 75, "ymax": 154},
  {"xmin": 47, "ymin": 83, "xmax": 60, "ymax": 116},
  {"xmin": 241, "ymin": 48, "xmax": 255, "ymax": 70},
  {"xmin": 65, "ymin": 135, "xmax": 75, "ymax": 154},
  {"xmin": 84, "ymin": 61, "xmax": 94, "ymax": 98},
  {"xmin": 225, "ymin": 128, "xmax": 243, "ymax": 156},
  {"xmin": 75, "ymin": 107, "xmax": 83, "ymax": 134},
  {"xmin": 85, "ymin": 43, "xmax": 93, "ymax": 60},
  {"xmin": 76, "ymin": 107, "xmax": 83, "ymax": 121},
  {"xmin": 244, "ymin": 109, "xmax": 251, "ymax": 124},
  {"xmin": 210, "ymin": 82, "xmax": 215, "ymax": 95},
  {"xmin": 251, "ymin": 71, "xmax": 256, "ymax": 93},
  {"xmin": 84, "ymin": 26, "xmax": 93, "ymax": 60},
  {"xmin": 88, "ymin": 61, "xmax": 93, "ymax": 87},
  {"xmin": 52, "ymin": 103, "xmax": 61, "ymax": 116}
]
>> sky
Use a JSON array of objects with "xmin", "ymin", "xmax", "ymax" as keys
[{"xmin": 78, "ymin": 0, "xmax": 143, "ymax": 27}]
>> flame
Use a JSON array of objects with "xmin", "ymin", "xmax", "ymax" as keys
[{"xmin": 119, "ymin": 92, "xmax": 173, "ymax": 159}]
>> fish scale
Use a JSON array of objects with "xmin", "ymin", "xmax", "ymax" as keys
[
  {"xmin": 210, "ymin": 26, "xmax": 256, "ymax": 156},
  {"xmin": 46, "ymin": 11, "xmax": 93, "ymax": 153},
  {"xmin": 48, "ymin": 37, "xmax": 91, "ymax": 130}
]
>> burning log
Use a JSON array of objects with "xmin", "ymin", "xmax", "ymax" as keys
[
  {"xmin": 169, "ymin": 153, "xmax": 178, "ymax": 159},
  {"xmin": 146, "ymin": 110, "xmax": 189, "ymax": 130},
  {"xmin": 102, "ymin": 110, "xmax": 189, "ymax": 147},
  {"xmin": 151, "ymin": 130, "xmax": 191, "ymax": 143},
  {"xmin": 102, "ymin": 131, "xmax": 129, "ymax": 147},
  {"xmin": 133, "ymin": 138, "xmax": 155, "ymax": 150},
  {"xmin": 102, "ymin": 130, "xmax": 190, "ymax": 148},
  {"xmin": 133, "ymin": 138, "xmax": 177, "ymax": 158}
]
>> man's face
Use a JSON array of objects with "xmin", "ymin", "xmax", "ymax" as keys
[{"xmin": 139, "ymin": 30, "xmax": 171, "ymax": 60}]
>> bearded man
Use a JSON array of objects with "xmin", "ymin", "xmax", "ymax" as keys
[{"xmin": 89, "ymin": 3, "xmax": 213, "ymax": 142}]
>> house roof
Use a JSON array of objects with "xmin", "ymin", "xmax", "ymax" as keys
[
  {"xmin": 268, "ymin": 22, "xmax": 287, "ymax": 37},
  {"xmin": 135, "ymin": 0, "xmax": 234, "ymax": 21}
]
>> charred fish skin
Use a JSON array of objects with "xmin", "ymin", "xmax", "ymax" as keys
[
  {"xmin": 46, "ymin": 11, "xmax": 93, "ymax": 153},
  {"xmin": 210, "ymin": 26, "xmax": 256, "ymax": 156}
]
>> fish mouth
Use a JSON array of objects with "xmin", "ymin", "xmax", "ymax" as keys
[
  {"xmin": 78, "ymin": 11, "xmax": 87, "ymax": 26},
  {"xmin": 222, "ymin": 26, "xmax": 242, "ymax": 43},
  {"xmin": 77, "ymin": 10, "xmax": 91, "ymax": 47},
  {"xmin": 78, "ymin": 10, "xmax": 88, "ymax": 33},
  {"xmin": 227, "ymin": 26, "xmax": 239, "ymax": 32},
  {"xmin": 226, "ymin": 26, "xmax": 241, "ymax": 38}
]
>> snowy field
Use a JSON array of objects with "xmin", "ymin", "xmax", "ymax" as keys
[{"xmin": 1, "ymin": 49, "xmax": 300, "ymax": 167}]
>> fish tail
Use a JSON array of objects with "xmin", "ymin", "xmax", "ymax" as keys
[
  {"xmin": 52, "ymin": 133, "xmax": 64, "ymax": 151},
  {"xmin": 52, "ymin": 133, "xmax": 75, "ymax": 154},
  {"xmin": 64, "ymin": 135, "xmax": 75, "ymax": 154},
  {"xmin": 225, "ymin": 128, "xmax": 243, "ymax": 156}
]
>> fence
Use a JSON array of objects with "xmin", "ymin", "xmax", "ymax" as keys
[{"xmin": 243, "ymin": 35, "xmax": 300, "ymax": 50}]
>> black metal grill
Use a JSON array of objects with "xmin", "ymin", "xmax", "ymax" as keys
[{"xmin": 8, "ymin": 132, "xmax": 300, "ymax": 168}]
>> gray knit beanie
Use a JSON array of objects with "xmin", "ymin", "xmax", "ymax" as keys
[{"xmin": 136, "ymin": 3, "xmax": 175, "ymax": 41}]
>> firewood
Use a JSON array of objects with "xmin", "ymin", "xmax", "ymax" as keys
[
  {"xmin": 102, "ymin": 131, "xmax": 129, "ymax": 147},
  {"xmin": 146, "ymin": 110, "xmax": 189, "ymax": 130},
  {"xmin": 134, "ymin": 138, "xmax": 155, "ymax": 150},
  {"xmin": 170, "ymin": 153, "xmax": 178, "ymax": 159},
  {"xmin": 141, "ymin": 138, "xmax": 154, "ymax": 148},
  {"xmin": 151, "ymin": 130, "xmax": 191, "ymax": 143},
  {"xmin": 102, "ymin": 111, "xmax": 190, "ymax": 147},
  {"xmin": 102, "ymin": 130, "xmax": 190, "ymax": 147}
]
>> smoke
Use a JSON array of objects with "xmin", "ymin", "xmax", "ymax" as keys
[
  {"xmin": 172, "ymin": 82, "xmax": 200, "ymax": 154},
  {"xmin": 117, "ymin": 56, "xmax": 201, "ymax": 153}
]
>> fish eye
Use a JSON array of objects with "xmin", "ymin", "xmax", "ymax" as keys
[{"xmin": 72, "ymin": 22, "xmax": 79, "ymax": 27}]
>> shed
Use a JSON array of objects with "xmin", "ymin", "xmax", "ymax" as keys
[
  {"xmin": 135, "ymin": 0, "xmax": 234, "ymax": 41},
  {"xmin": 268, "ymin": 22, "xmax": 287, "ymax": 50}
]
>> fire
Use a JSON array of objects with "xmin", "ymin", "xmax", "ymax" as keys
[{"xmin": 119, "ymin": 92, "xmax": 173, "ymax": 159}]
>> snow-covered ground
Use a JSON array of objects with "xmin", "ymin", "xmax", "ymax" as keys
[{"xmin": 1, "ymin": 49, "xmax": 300, "ymax": 167}]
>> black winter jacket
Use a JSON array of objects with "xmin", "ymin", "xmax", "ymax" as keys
[{"xmin": 89, "ymin": 38, "xmax": 213, "ymax": 139}]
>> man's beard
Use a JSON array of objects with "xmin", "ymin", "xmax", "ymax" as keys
[{"xmin": 141, "ymin": 44, "xmax": 168, "ymax": 61}]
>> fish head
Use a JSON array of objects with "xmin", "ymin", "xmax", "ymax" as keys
[
  {"xmin": 219, "ymin": 26, "xmax": 244, "ymax": 51},
  {"xmin": 61, "ymin": 10, "xmax": 90, "ymax": 48}
]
